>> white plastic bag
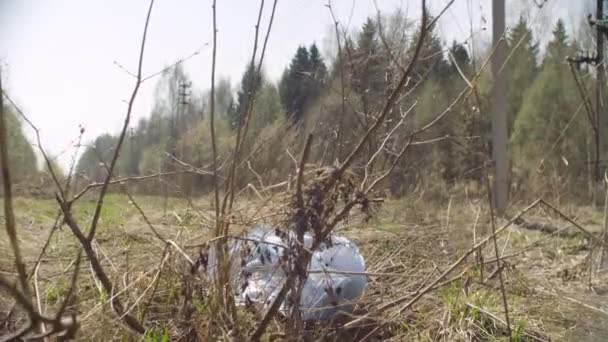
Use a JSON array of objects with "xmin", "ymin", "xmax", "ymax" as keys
[{"xmin": 208, "ymin": 225, "xmax": 367, "ymax": 321}]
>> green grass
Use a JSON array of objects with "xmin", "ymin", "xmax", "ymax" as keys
[{"xmin": 3, "ymin": 194, "xmax": 608, "ymax": 340}]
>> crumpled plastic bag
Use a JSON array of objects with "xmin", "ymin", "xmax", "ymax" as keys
[{"xmin": 208, "ymin": 224, "xmax": 367, "ymax": 321}]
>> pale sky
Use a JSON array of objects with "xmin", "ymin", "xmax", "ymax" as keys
[{"xmin": 0, "ymin": 0, "xmax": 584, "ymax": 169}]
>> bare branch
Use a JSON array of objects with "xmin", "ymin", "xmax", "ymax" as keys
[
  {"xmin": 0, "ymin": 67, "xmax": 33, "ymax": 303},
  {"xmin": 326, "ymin": 0, "xmax": 347, "ymax": 161},
  {"xmin": 335, "ymin": 0, "xmax": 428, "ymax": 181},
  {"xmin": 295, "ymin": 134, "xmax": 314, "ymax": 206},
  {"xmin": 141, "ymin": 44, "xmax": 208, "ymax": 83},
  {"xmin": 345, "ymin": 199, "xmax": 543, "ymax": 328},
  {"xmin": 72, "ymin": 171, "xmax": 193, "ymax": 202},
  {"xmin": 2, "ymin": 92, "xmax": 65, "ymax": 200},
  {"xmin": 484, "ymin": 165, "xmax": 512, "ymax": 337},
  {"xmin": 361, "ymin": 101, "xmax": 417, "ymax": 190},
  {"xmin": 86, "ymin": 0, "xmax": 155, "ymax": 242},
  {"xmin": 210, "ymin": 0, "xmax": 221, "ymax": 237},
  {"xmin": 223, "ymin": 0, "xmax": 279, "ymax": 217}
]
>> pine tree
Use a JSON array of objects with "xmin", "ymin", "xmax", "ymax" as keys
[
  {"xmin": 512, "ymin": 19, "xmax": 583, "ymax": 176},
  {"xmin": 506, "ymin": 16, "xmax": 539, "ymax": 136},
  {"xmin": 279, "ymin": 45, "xmax": 326, "ymax": 122},
  {"xmin": 309, "ymin": 43, "xmax": 327, "ymax": 84},
  {"xmin": 407, "ymin": 24, "xmax": 450, "ymax": 82},
  {"xmin": 228, "ymin": 63, "xmax": 263, "ymax": 129},
  {"xmin": 449, "ymin": 41, "xmax": 470, "ymax": 72},
  {"xmin": 351, "ymin": 18, "xmax": 386, "ymax": 103},
  {"xmin": 545, "ymin": 19, "xmax": 569, "ymax": 65}
]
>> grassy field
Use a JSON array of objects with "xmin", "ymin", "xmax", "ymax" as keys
[{"xmin": 2, "ymin": 193, "xmax": 608, "ymax": 340}]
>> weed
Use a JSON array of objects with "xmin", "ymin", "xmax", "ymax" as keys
[
  {"xmin": 144, "ymin": 327, "xmax": 170, "ymax": 342},
  {"xmin": 45, "ymin": 279, "xmax": 68, "ymax": 304}
]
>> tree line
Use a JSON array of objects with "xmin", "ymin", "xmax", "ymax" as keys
[{"xmin": 4, "ymin": 8, "xmax": 602, "ymax": 201}]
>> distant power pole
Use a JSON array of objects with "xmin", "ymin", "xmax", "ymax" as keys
[
  {"xmin": 177, "ymin": 81, "xmax": 191, "ymax": 131},
  {"xmin": 569, "ymin": 0, "xmax": 605, "ymax": 182},
  {"xmin": 492, "ymin": 0, "xmax": 508, "ymax": 215},
  {"xmin": 177, "ymin": 81, "xmax": 191, "ymax": 159}
]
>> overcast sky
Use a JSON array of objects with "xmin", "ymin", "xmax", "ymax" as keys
[{"xmin": 0, "ymin": 0, "xmax": 585, "ymax": 169}]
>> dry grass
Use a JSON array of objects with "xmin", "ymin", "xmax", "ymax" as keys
[{"xmin": 2, "ymin": 192, "xmax": 608, "ymax": 341}]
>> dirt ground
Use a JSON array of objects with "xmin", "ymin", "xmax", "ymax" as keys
[{"xmin": 2, "ymin": 193, "xmax": 608, "ymax": 340}]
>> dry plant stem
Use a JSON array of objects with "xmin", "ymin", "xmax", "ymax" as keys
[
  {"xmin": 234, "ymin": 0, "xmax": 278, "ymax": 164},
  {"xmin": 465, "ymin": 303, "xmax": 549, "ymax": 342},
  {"xmin": 258, "ymin": 2, "xmax": 433, "ymax": 338},
  {"xmin": 1, "ymin": 129, "xmax": 82, "ymax": 328},
  {"xmin": 223, "ymin": 0, "xmax": 278, "ymax": 217},
  {"xmin": 140, "ymin": 44, "xmax": 207, "ymax": 83},
  {"xmin": 296, "ymin": 134, "xmax": 314, "ymax": 206},
  {"xmin": 345, "ymin": 199, "xmax": 542, "ymax": 328},
  {"xmin": 248, "ymin": 160, "xmax": 265, "ymax": 188},
  {"xmin": 72, "ymin": 171, "xmax": 192, "ymax": 201},
  {"xmin": 568, "ymin": 61, "xmax": 597, "ymax": 131},
  {"xmin": 361, "ymin": 102, "xmax": 416, "ymax": 190},
  {"xmin": 221, "ymin": 0, "xmax": 265, "ymax": 213},
  {"xmin": 484, "ymin": 168, "xmax": 511, "ymax": 338},
  {"xmin": 55, "ymin": 22, "xmax": 165, "ymax": 325},
  {"xmin": 326, "ymin": 0, "xmax": 347, "ymax": 161},
  {"xmin": 95, "ymin": 153, "xmax": 191, "ymax": 264},
  {"xmin": 1, "ymin": 214, "xmax": 62, "ymax": 328},
  {"xmin": 539, "ymin": 288, "xmax": 608, "ymax": 316},
  {"xmin": 373, "ymin": 0, "xmax": 405, "ymax": 73},
  {"xmin": 86, "ymin": 0, "xmax": 154, "ymax": 242},
  {"xmin": 33, "ymin": 263, "xmax": 47, "ymax": 340},
  {"xmin": 56, "ymin": 250, "xmax": 83, "ymax": 318},
  {"xmin": 0, "ymin": 70, "xmax": 32, "ymax": 302},
  {"xmin": 207, "ymin": 0, "xmax": 234, "ymax": 328},
  {"xmin": 250, "ymin": 135, "xmax": 313, "ymax": 341},
  {"xmin": 601, "ymin": 172, "xmax": 608, "ymax": 269},
  {"xmin": 210, "ymin": 0, "xmax": 221, "ymax": 238},
  {"xmin": 540, "ymin": 199, "xmax": 608, "ymax": 249},
  {"xmin": 2, "ymin": 93, "xmax": 65, "ymax": 200},
  {"xmin": 249, "ymin": 278, "xmax": 291, "ymax": 342},
  {"xmin": 57, "ymin": 162, "xmax": 146, "ymax": 334},
  {"xmin": 364, "ymin": 136, "xmax": 413, "ymax": 194},
  {"xmin": 354, "ymin": 28, "xmax": 503, "ymax": 192},
  {"xmin": 331, "ymin": 0, "xmax": 429, "ymax": 188},
  {"xmin": 139, "ymin": 245, "xmax": 170, "ymax": 322},
  {"xmin": 0, "ymin": 276, "xmax": 76, "ymax": 341}
]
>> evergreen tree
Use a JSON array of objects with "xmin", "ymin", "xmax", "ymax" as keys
[
  {"xmin": 506, "ymin": 16, "xmax": 539, "ymax": 136},
  {"xmin": 309, "ymin": 43, "xmax": 327, "ymax": 84},
  {"xmin": 215, "ymin": 77, "xmax": 233, "ymax": 117},
  {"xmin": 512, "ymin": 19, "xmax": 583, "ymax": 176},
  {"xmin": 228, "ymin": 63, "xmax": 263, "ymax": 129},
  {"xmin": 449, "ymin": 41, "xmax": 470, "ymax": 72},
  {"xmin": 279, "ymin": 45, "xmax": 326, "ymax": 122},
  {"xmin": 407, "ymin": 24, "xmax": 450, "ymax": 82},
  {"xmin": 544, "ymin": 19, "xmax": 569, "ymax": 65},
  {"xmin": 350, "ymin": 18, "xmax": 386, "ymax": 105}
]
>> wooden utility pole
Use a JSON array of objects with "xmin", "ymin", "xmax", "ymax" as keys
[
  {"xmin": 492, "ymin": 0, "xmax": 508, "ymax": 215},
  {"xmin": 597, "ymin": 0, "xmax": 604, "ymax": 182}
]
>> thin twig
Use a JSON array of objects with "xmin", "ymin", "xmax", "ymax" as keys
[
  {"xmin": 334, "ymin": 2, "xmax": 428, "ymax": 181},
  {"xmin": 0, "ymin": 67, "xmax": 33, "ymax": 301},
  {"xmin": 485, "ymin": 165, "xmax": 512, "ymax": 338},
  {"xmin": 86, "ymin": 0, "xmax": 155, "ymax": 242},
  {"xmin": 326, "ymin": 0, "xmax": 347, "ymax": 161},
  {"xmin": 345, "ymin": 199, "xmax": 542, "ymax": 328},
  {"xmin": 295, "ymin": 134, "xmax": 313, "ymax": 206},
  {"xmin": 210, "ymin": 0, "xmax": 221, "ymax": 238},
  {"xmin": 72, "ymin": 171, "xmax": 193, "ymax": 201}
]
